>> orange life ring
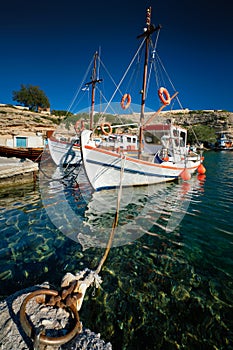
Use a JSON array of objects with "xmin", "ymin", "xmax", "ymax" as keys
[
  {"xmin": 158, "ymin": 87, "xmax": 171, "ymax": 105},
  {"xmin": 101, "ymin": 122, "xmax": 112, "ymax": 135},
  {"xmin": 121, "ymin": 93, "xmax": 131, "ymax": 110}
]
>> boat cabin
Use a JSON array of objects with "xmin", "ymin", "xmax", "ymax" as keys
[
  {"xmin": 97, "ymin": 134, "xmax": 138, "ymax": 150},
  {"xmin": 143, "ymin": 123, "xmax": 187, "ymax": 155}
]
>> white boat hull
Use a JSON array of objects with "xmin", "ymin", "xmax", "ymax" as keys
[
  {"xmin": 81, "ymin": 130, "xmax": 202, "ymax": 191},
  {"xmin": 48, "ymin": 138, "xmax": 81, "ymax": 166}
]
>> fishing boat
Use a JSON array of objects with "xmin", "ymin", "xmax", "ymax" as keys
[
  {"xmin": 214, "ymin": 131, "xmax": 233, "ymax": 151},
  {"xmin": 48, "ymin": 124, "xmax": 139, "ymax": 166},
  {"xmin": 48, "ymin": 51, "xmax": 140, "ymax": 166},
  {"xmin": 0, "ymin": 145, "xmax": 44, "ymax": 162},
  {"xmin": 47, "ymin": 136, "xmax": 81, "ymax": 166},
  {"xmin": 80, "ymin": 7, "xmax": 206, "ymax": 191}
]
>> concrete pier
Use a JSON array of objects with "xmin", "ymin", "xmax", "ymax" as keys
[
  {"xmin": 0, "ymin": 284, "xmax": 112, "ymax": 350},
  {"xmin": 0, "ymin": 157, "xmax": 38, "ymax": 188}
]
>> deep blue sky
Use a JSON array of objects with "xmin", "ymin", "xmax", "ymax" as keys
[{"xmin": 1, "ymin": 0, "xmax": 232, "ymax": 112}]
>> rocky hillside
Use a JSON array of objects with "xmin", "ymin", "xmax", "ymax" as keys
[
  {"xmin": 0, "ymin": 105, "xmax": 61, "ymax": 136},
  {"xmin": 159, "ymin": 110, "xmax": 233, "ymax": 145},
  {"xmin": 163, "ymin": 110, "xmax": 233, "ymax": 130},
  {"xmin": 0, "ymin": 105, "xmax": 232, "ymax": 141},
  {"xmin": 127, "ymin": 109, "xmax": 233, "ymax": 130}
]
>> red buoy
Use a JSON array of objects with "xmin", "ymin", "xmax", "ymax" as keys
[
  {"xmin": 197, "ymin": 163, "xmax": 206, "ymax": 175},
  {"xmin": 180, "ymin": 168, "xmax": 191, "ymax": 181}
]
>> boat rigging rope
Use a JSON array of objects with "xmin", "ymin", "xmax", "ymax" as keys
[
  {"xmin": 39, "ymin": 158, "xmax": 82, "ymax": 182},
  {"xmin": 99, "ymin": 58, "xmax": 125, "ymax": 98},
  {"xmin": 66, "ymin": 58, "xmax": 94, "ymax": 114},
  {"xmin": 155, "ymin": 53, "xmax": 183, "ymax": 109},
  {"xmin": 147, "ymin": 27, "xmax": 161, "ymax": 97},
  {"xmin": 102, "ymin": 38, "xmax": 146, "ymax": 115}
]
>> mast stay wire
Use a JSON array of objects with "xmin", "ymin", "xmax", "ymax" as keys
[
  {"xmin": 66, "ymin": 57, "xmax": 95, "ymax": 114},
  {"xmin": 146, "ymin": 26, "xmax": 183, "ymax": 110},
  {"xmin": 146, "ymin": 27, "xmax": 161, "ymax": 98},
  {"xmin": 147, "ymin": 33, "xmax": 201, "ymax": 145},
  {"xmin": 155, "ymin": 53, "xmax": 183, "ymax": 109},
  {"xmin": 102, "ymin": 38, "xmax": 146, "ymax": 115}
]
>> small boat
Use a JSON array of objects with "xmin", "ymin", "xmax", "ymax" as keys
[
  {"xmin": 47, "ymin": 136, "xmax": 81, "ymax": 166},
  {"xmin": 48, "ymin": 125, "xmax": 139, "ymax": 166},
  {"xmin": 214, "ymin": 131, "xmax": 233, "ymax": 151},
  {"xmin": 0, "ymin": 145, "xmax": 44, "ymax": 162},
  {"xmin": 80, "ymin": 7, "xmax": 205, "ymax": 191}
]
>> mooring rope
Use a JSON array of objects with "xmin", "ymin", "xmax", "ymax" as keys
[
  {"xmin": 19, "ymin": 154, "xmax": 127, "ymax": 348},
  {"xmin": 95, "ymin": 153, "xmax": 126, "ymax": 274},
  {"xmin": 52, "ymin": 153, "xmax": 127, "ymax": 311},
  {"xmin": 39, "ymin": 157, "xmax": 82, "ymax": 182}
]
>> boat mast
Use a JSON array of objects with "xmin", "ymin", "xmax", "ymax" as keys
[
  {"xmin": 138, "ymin": 7, "xmax": 156, "ymax": 159},
  {"xmin": 85, "ymin": 51, "xmax": 102, "ymax": 130}
]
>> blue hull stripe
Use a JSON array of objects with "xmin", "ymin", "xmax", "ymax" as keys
[{"xmin": 86, "ymin": 159, "xmax": 179, "ymax": 179}]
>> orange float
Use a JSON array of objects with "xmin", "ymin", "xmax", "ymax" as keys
[
  {"xmin": 197, "ymin": 163, "xmax": 206, "ymax": 175},
  {"xmin": 100, "ymin": 122, "xmax": 112, "ymax": 135},
  {"xmin": 158, "ymin": 87, "xmax": 171, "ymax": 105},
  {"xmin": 120, "ymin": 93, "xmax": 131, "ymax": 109}
]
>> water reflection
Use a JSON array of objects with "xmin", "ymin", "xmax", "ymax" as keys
[
  {"xmin": 1, "ymin": 152, "xmax": 233, "ymax": 349},
  {"xmin": 39, "ymin": 163, "xmax": 205, "ymax": 249}
]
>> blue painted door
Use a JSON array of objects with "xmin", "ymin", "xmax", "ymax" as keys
[{"xmin": 16, "ymin": 137, "xmax": 27, "ymax": 147}]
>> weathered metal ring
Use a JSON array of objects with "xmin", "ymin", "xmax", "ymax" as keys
[{"xmin": 19, "ymin": 288, "xmax": 82, "ymax": 346}]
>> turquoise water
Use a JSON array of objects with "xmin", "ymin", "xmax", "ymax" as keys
[{"xmin": 0, "ymin": 151, "xmax": 233, "ymax": 349}]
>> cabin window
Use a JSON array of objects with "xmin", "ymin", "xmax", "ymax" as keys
[
  {"xmin": 16, "ymin": 137, "xmax": 27, "ymax": 147},
  {"xmin": 180, "ymin": 131, "xmax": 186, "ymax": 146},
  {"xmin": 144, "ymin": 132, "xmax": 161, "ymax": 145}
]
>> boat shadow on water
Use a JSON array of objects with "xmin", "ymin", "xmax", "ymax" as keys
[{"xmin": 39, "ymin": 163, "xmax": 206, "ymax": 250}]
